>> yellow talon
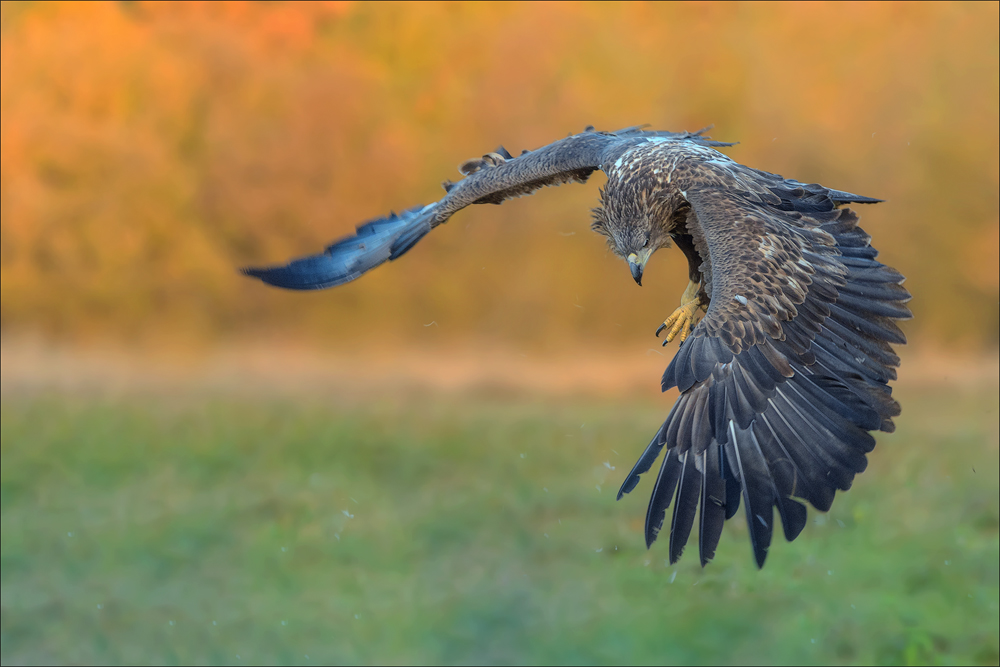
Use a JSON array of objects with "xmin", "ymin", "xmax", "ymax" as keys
[{"xmin": 656, "ymin": 281, "xmax": 703, "ymax": 344}]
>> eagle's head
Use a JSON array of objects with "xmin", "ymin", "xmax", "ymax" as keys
[{"xmin": 591, "ymin": 186, "xmax": 673, "ymax": 286}]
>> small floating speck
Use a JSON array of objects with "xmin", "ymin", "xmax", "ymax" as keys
[
  {"xmin": 828, "ymin": 570, "xmax": 834, "ymax": 576},
  {"xmin": 281, "ymin": 547, "xmax": 287, "ymax": 552},
  {"xmin": 520, "ymin": 453, "xmax": 526, "ymax": 459},
  {"xmin": 669, "ymin": 571, "xmax": 677, "ymax": 584},
  {"xmin": 603, "ymin": 461, "xmax": 615, "ymax": 470},
  {"xmin": 354, "ymin": 614, "xmax": 360, "ymax": 619},
  {"xmin": 169, "ymin": 620, "xmax": 175, "ymax": 626},
  {"xmin": 595, "ymin": 548, "xmax": 603, "ymax": 553},
  {"xmin": 96, "ymin": 604, "xmax": 102, "ymax": 609},
  {"xmin": 342, "ymin": 510, "xmax": 354, "ymax": 519},
  {"xmin": 595, "ymin": 485, "xmax": 601, "ymax": 492},
  {"xmin": 281, "ymin": 620, "xmax": 287, "ymax": 626}
]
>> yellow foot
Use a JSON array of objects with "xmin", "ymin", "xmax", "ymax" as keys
[{"xmin": 655, "ymin": 281, "xmax": 702, "ymax": 344}]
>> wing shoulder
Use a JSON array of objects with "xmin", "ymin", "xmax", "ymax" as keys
[{"xmin": 437, "ymin": 125, "xmax": 734, "ymax": 216}]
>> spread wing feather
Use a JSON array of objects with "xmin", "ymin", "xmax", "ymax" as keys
[
  {"xmin": 242, "ymin": 127, "xmax": 733, "ymax": 290},
  {"xmin": 618, "ymin": 180, "xmax": 910, "ymax": 567}
]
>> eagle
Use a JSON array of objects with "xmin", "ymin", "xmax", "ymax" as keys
[{"xmin": 243, "ymin": 126, "xmax": 911, "ymax": 568}]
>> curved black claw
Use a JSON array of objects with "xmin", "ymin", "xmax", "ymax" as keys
[{"xmin": 655, "ymin": 322, "xmax": 667, "ymax": 337}]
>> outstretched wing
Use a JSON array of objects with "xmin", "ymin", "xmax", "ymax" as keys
[
  {"xmin": 618, "ymin": 175, "xmax": 910, "ymax": 568},
  {"xmin": 242, "ymin": 127, "xmax": 733, "ymax": 290}
]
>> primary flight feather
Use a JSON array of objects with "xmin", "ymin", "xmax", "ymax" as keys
[{"xmin": 243, "ymin": 125, "xmax": 910, "ymax": 568}]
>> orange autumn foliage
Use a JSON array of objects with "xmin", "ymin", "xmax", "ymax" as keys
[{"xmin": 1, "ymin": 2, "xmax": 997, "ymax": 349}]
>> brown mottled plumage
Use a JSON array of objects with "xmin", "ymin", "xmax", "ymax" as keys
[{"xmin": 243, "ymin": 126, "xmax": 911, "ymax": 568}]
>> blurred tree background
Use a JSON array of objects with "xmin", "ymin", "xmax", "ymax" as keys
[
  {"xmin": 1, "ymin": 1, "xmax": 997, "ymax": 351},
  {"xmin": 3, "ymin": 5, "xmax": 998, "ymax": 665}
]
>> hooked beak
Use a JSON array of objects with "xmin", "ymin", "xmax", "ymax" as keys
[{"xmin": 627, "ymin": 252, "xmax": 645, "ymax": 286}]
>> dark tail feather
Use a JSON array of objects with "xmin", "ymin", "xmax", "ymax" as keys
[
  {"xmin": 698, "ymin": 446, "xmax": 727, "ymax": 566},
  {"xmin": 617, "ymin": 417, "xmax": 671, "ymax": 500},
  {"xmin": 727, "ymin": 422, "xmax": 775, "ymax": 569},
  {"xmin": 669, "ymin": 451, "xmax": 702, "ymax": 564},
  {"xmin": 644, "ymin": 448, "xmax": 683, "ymax": 548},
  {"xmin": 241, "ymin": 204, "xmax": 437, "ymax": 290}
]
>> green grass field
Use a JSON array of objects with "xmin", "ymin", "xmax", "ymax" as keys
[{"xmin": 2, "ymin": 379, "xmax": 997, "ymax": 665}]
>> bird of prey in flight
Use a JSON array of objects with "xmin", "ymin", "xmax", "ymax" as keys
[{"xmin": 243, "ymin": 126, "xmax": 911, "ymax": 568}]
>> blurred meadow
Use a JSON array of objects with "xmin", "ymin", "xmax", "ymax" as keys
[{"xmin": 1, "ymin": 2, "xmax": 998, "ymax": 665}]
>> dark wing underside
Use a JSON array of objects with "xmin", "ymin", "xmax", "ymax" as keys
[
  {"xmin": 618, "ymin": 180, "xmax": 910, "ymax": 568},
  {"xmin": 242, "ymin": 126, "xmax": 733, "ymax": 290}
]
